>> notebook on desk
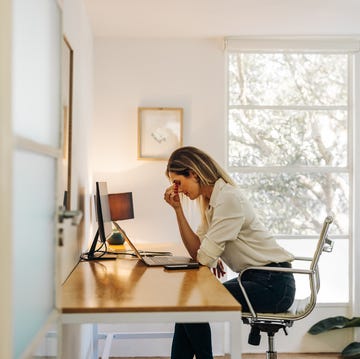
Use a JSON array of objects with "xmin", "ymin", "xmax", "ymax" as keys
[{"xmin": 112, "ymin": 221, "xmax": 197, "ymax": 267}]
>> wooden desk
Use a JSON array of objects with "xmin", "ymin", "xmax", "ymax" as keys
[{"xmin": 62, "ymin": 255, "xmax": 242, "ymax": 358}]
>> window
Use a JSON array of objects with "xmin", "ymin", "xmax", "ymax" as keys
[{"xmin": 225, "ymin": 39, "xmax": 359, "ymax": 303}]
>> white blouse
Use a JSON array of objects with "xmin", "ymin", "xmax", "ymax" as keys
[{"xmin": 196, "ymin": 178, "xmax": 294, "ymax": 272}]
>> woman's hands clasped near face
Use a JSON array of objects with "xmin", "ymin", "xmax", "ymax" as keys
[{"xmin": 164, "ymin": 182, "xmax": 181, "ymax": 209}]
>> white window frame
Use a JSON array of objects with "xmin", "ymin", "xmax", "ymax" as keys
[{"xmin": 224, "ymin": 37, "xmax": 360, "ymax": 312}]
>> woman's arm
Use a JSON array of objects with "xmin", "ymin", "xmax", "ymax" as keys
[
  {"xmin": 173, "ymin": 205, "xmax": 201, "ymax": 259},
  {"xmin": 164, "ymin": 185, "xmax": 201, "ymax": 259}
]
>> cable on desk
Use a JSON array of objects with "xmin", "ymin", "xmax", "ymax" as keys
[{"xmin": 80, "ymin": 241, "xmax": 109, "ymax": 261}]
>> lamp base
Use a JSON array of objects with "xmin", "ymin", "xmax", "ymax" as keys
[{"xmin": 107, "ymin": 231, "xmax": 125, "ymax": 245}]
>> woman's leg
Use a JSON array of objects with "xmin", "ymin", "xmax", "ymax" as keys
[
  {"xmin": 223, "ymin": 277, "xmax": 272, "ymax": 312},
  {"xmin": 223, "ymin": 270, "xmax": 295, "ymax": 313},
  {"xmin": 171, "ymin": 323, "xmax": 213, "ymax": 359},
  {"xmin": 171, "ymin": 323, "xmax": 194, "ymax": 359}
]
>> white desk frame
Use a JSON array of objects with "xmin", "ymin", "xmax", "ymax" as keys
[{"xmin": 62, "ymin": 311, "xmax": 242, "ymax": 359}]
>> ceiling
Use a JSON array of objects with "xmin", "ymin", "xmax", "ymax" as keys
[{"xmin": 83, "ymin": 0, "xmax": 360, "ymax": 39}]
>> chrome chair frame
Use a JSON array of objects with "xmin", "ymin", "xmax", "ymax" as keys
[{"xmin": 238, "ymin": 216, "xmax": 334, "ymax": 359}]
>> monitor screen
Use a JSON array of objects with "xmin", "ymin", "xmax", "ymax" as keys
[
  {"xmin": 81, "ymin": 181, "xmax": 113, "ymax": 260},
  {"xmin": 95, "ymin": 181, "xmax": 112, "ymax": 243}
]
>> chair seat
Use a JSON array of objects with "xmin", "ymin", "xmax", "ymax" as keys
[{"xmin": 242, "ymin": 297, "xmax": 312, "ymax": 322}]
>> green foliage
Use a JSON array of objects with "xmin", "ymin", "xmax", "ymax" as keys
[
  {"xmin": 308, "ymin": 316, "xmax": 360, "ymax": 358},
  {"xmin": 309, "ymin": 316, "xmax": 360, "ymax": 335},
  {"xmin": 342, "ymin": 342, "xmax": 360, "ymax": 359}
]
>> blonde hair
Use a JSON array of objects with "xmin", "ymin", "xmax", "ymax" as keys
[{"xmin": 166, "ymin": 146, "xmax": 236, "ymax": 222}]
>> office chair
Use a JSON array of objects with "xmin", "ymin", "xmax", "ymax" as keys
[{"xmin": 238, "ymin": 216, "xmax": 334, "ymax": 359}]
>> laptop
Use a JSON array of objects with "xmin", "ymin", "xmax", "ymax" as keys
[{"xmin": 112, "ymin": 221, "xmax": 198, "ymax": 267}]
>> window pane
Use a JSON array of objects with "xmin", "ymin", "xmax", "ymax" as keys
[
  {"xmin": 227, "ymin": 45, "xmax": 352, "ymax": 304},
  {"xmin": 230, "ymin": 172, "xmax": 348, "ymax": 236},
  {"xmin": 278, "ymin": 238, "xmax": 348, "ymax": 303},
  {"xmin": 228, "ymin": 53, "xmax": 348, "ymax": 106},
  {"xmin": 229, "ymin": 109, "xmax": 347, "ymax": 167}
]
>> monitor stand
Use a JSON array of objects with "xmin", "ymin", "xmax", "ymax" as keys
[{"xmin": 80, "ymin": 228, "xmax": 117, "ymax": 261}]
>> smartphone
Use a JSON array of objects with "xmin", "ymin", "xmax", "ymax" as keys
[{"xmin": 164, "ymin": 263, "xmax": 200, "ymax": 270}]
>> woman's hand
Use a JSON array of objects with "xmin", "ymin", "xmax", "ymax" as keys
[
  {"xmin": 164, "ymin": 183, "xmax": 181, "ymax": 209},
  {"xmin": 212, "ymin": 259, "xmax": 226, "ymax": 278}
]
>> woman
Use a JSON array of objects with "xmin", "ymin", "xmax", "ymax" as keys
[{"xmin": 163, "ymin": 146, "xmax": 295, "ymax": 359}]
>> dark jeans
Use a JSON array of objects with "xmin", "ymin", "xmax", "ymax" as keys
[
  {"xmin": 170, "ymin": 262, "xmax": 296, "ymax": 359},
  {"xmin": 224, "ymin": 262, "xmax": 296, "ymax": 313},
  {"xmin": 171, "ymin": 323, "xmax": 213, "ymax": 359}
]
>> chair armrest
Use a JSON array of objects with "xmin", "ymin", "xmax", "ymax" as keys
[{"xmin": 293, "ymin": 256, "xmax": 312, "ymax": 261}]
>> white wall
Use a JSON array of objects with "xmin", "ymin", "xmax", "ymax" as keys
[
  {"xmin": 61, "ymin": 0, "xmax": 94, "ymax": 279},
  {"xmin": 92, "ymin": 38, "xmax": 225, "ymax": 244},
  {"xmin": 60, "ymin": 1, "xmax": 94, "ymax": 358}
]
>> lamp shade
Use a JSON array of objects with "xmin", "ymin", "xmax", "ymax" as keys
[{"xmin": 108, "ymin": 192, "xmax": 134, "ymax": 221}]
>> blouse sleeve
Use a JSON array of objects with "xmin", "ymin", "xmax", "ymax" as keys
[{"xmin": 196, "ymin": 191, "xmax": 247, "ymax": 267}]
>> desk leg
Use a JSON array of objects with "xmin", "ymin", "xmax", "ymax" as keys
[
  {"xmin": 93, "ymin": 324, "xmax": 98, "ymax": 359},
  {"xmin": 230, "ymin": 319, "xmax": 242, "ymax": 358},
  {"xmin": 61, "ymin": 323, "xmax": 83, "ymax": 358}
]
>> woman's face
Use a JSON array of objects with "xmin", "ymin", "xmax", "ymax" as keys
[{"xmin": 168, "ymin": 171, "xmax": 201, "ymax": 200}]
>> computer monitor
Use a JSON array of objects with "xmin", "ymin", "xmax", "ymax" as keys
[{"xmin": 81, "ymin": 181, "xmax": 113, "ymax": 260}]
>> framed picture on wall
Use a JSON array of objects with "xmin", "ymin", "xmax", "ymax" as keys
[{"xmin": 138, "ymin": 107, "xmax": 183, "ymax": 160}]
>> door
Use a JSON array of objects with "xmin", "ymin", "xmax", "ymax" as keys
[{"xmin": 0, "ymin": 0, "xmax": 63, "ymax": 357}]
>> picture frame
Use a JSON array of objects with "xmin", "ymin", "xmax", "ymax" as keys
[
  {"xmin": 61, "ymin": 36, "xmax": 73, "ymax": 209},
  {"xmin": 138, "ymin": 107, "xmax": 183, "ymax": 160}
]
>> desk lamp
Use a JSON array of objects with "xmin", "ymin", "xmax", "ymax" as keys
[{"xmin": 108, "ymin": 192, "xmax": 134, "ymax": 245}]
